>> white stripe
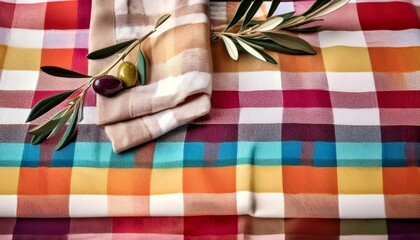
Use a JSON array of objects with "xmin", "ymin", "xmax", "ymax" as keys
[
  {"xmin": 0, "ymin": 108, "xmax": 30, "ymax": 124},
  {"xmin": 239, "ymin": 71, "xmax": 282, "ymax": 91},
  {"xmin": 43, "ymin": 30, "xmax": 77, "ymax": 48},
  {"xmin": 69, "ymin": 195, "xmax": 108, "ymax": 217},
  {"xmin": 318, "ymin": 29, "xmax": 420, "ymax": 48},
  {"xmin": 364, "ymin": 29, "xmax": 420, "ymax": 47},
  {"xmin": 333, "ymin": 108, "xmax": 380, "ymax": 125},
  {"xmin": 0, "ymin": 70, "xmax": 39, "ymax": 90},
  {"xmin": 327, "ymin": 72, "xmax": 376, "ymax": 92},
  {"xmin": 319, "ymin": 31, "xmax": 367, "ymax": 48},
  {"xmin": 326, "ymin": 72, "xmax": 375, "ymax": 92},
  {"xmin": 1, "ymin": 28, "xmax": 89, "ymax": 49},
  {"xmin": 339, "ymin": 195, "xmax": 386, "ymax": 219},
  {"xmin": 0, "ymin": 107, "xmax": 96, "ymax": 125},
  {"xmin": 150, "ymin": 193, "xmax": 184, "ymax": 216},
  {"xmin": 0, "ymin": 28, "xmax": 10, "ymax": 46},
  {"xmin": 236, "ymin": 191, "xmax": 285, "ymax": 217},
  {"xmin": 240, "ymin": 108, "xmax": 283, "ymax": 124},
  {"xmin": 9, "ymin": 28, "xmax": 44, "ymax": 48},
  {"xmin": 0, "ymin": 195, "xmax": 17, "ymax": 217}
]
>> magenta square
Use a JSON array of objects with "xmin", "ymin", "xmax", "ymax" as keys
[
  {"xmin": 184, "ymin": 216, "xmax": 238, "ymax": 236},
  {"xmin": 211, "ymin": 91, "xmax": 240, "ymax": 108},
  {"xmin": 72, "ymin": 48, "xmax": 89, "ymax": 76},
  {"xmin": 14, "ymin": 218, "xmax": 70, "ymax": 235},
  {"xmin": 283, "ymin": 90, "xmax": 332, "ymax": 108},
  {"xmin": 282, "ymin": 123, "xmax": 336, "ymax": 142},
  {"xmin": 186, "ymin": 124, "xmax": 238, "ymax": 142},
  {"xmin": 77, "ymin": 0, "xmax": 91, "ymax": 29},
  {"xmin": 330, "ymin": 92, "xmax": 378, "ymax": 108},
  {"xmin": 239, "ymin": 90, "xmax": 282, "ymax": 107}
]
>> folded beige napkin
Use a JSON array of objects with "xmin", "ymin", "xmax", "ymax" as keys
[{"xmin": 89, "ymin": 0, "xmax": 212, "ymax": 153}]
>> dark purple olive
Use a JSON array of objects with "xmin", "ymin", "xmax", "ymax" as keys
[{"xmin": 92, "ymin": 75, "xmax": 124, "ymax": 97}]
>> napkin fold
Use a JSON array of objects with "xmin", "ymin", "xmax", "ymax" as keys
[{"xmin": 89, "ymin": 0, "xmax": 212, "ymax": 153}]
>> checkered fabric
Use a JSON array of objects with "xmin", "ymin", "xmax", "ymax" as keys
[
  {"xmin": 1, "ymin": 217, "xmax": 419, "ymax": 239},
  {"xmin": 0, "ymin": 0, "xmax": 419, "ymax": 218}
]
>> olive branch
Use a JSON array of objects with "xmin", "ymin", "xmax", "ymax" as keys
[
  {"xmin": 212, "ymin": 0, "xmax": 350, "ymax": 63},
  {"xmin": 26, "ymin": 14, "xmax": 171, "ymax": 151}
]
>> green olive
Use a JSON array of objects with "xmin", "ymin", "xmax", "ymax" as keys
[{"xmin": 117, "ymin": 62, "xmax": 138, "ymax": 88}]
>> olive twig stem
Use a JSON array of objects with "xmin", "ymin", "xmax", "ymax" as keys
[{"xmin": 95, "ymin": 30, "xmax": 156, "ymax": 78}]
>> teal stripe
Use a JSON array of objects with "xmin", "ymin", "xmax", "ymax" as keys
[
  {"xmin": 0, "ymin": 143, "xmax": 24, "ymax": 167},
  {"xmin": 0, "ymin": 141, "xmax": 415, "ymax": 168}
]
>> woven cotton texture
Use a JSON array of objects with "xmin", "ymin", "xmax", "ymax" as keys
[{"xmin": 0, "ymin": 0, "xmax": 419, "ymax": 218}]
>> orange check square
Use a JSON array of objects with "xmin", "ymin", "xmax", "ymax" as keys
[
  {"xmin": 107, "ymin": 169, "xmax": 152, "ymax": 195},
  {"xmin": 18, "ymin": 167, "xmax": 72, "ymax": 195},
  {"xmin": 369, "ymin": 47, "xmax": 420, "ymax": 72},
  {"xmin": 41, "ymin": 49, "xmax": 74, "ymax": 70},
  {"xmin": 283, "ymin": 166, "xmax": 338, "ymax": 194},
  {"xmin": 383, "ymin": 167, "xmax": 420, "ymax": 194},
  {"xmin": 183, "ymin": 166, "xmax": 236, "ymax": 193},
  {"xmin": 279, "ymin": 48, "xmax": 325, "ymax": 72}
]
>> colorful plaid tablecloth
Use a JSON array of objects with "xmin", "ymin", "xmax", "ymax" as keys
[{"xmin": 0, "ymin": 0, "xmax": 419, "ymax": 221}]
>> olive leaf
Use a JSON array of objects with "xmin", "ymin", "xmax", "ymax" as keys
[
  {"xmin": 263, "ymin": 32, "xmax": 316, "ymax": 54},
  {"xmin": 253, "ymin": 16, "xmax": 284, "ymax": 32},
  {"xmin": 55, "ymin": 103, "xmax": 80, "ymax": 151},
  {"xmin": 241, "ymin": 19, "xmax": 263, "ymax": 27},
  {"xmin": 86, "ymin": 39, "xmax": 136, "ymax": 59},
  {"xmin": 155, "ymin": 14, "xmax": 171, "ymax": 29},
  {"xmin": 28, "ymin": 118, "xmax": 61, "ymax": 135},
  {"xmin": 137, "ymin": 49, "xmax": 147, "ymax": 85},
  {"xmin": 236, "ymin": 37, "xmax": 266, "ymax": 62},
  {"xmin": 303, "ymin": 0, "xmax": 330, "ymax": 16},
  {"xmin": 277, "ymin": 16, "xmax": 306, "ymax": 28},
  {"xmin": 31, "ymin": 132, "xmax": 51, "ymax": 145},
  {"xmin": 220, "ymin": 35, "xmax": 238, "ymax": 60},
  {"xmin": 285, "ymin": 19, "xmax": 322, "ymax": 29},
  {"xmin": 49, "ymin": 110, "xmax": 73, "ymax": 138},
  {"xmin": 51, "ymin": 108, "xmax": 70, "ymax": 121},
  {"xmin": 224, "ymin": 0, "xmax": 253, "ymax": 31},
  {"xmin": 241, "ymin": 0, "xmax": 263, "ymax": 30},
  {"xmin": 279, "ymin": 11, "xmax": 295, "ymax": 20},
  {"xmin": 288, "ymin": 26, "xmax": 322, "ymax": 33},
  {"xmin": 267, "ymin": 0, "xmax": 282, "ymax": 18},
  {"xmin": 26, "ymin": 90, "xmax": 76, "ymax": 122},
  {"xmin": 236, "ymin": 37, "xmax": 264, "ymax": 50},
  {"xmin": 256, "ymin": 49, "xmax": 277, "ymax": 64},
  {"xmin": 307, "ymin": 0, "xmax": 350, "ymax": 20},
  {"xmin": 41, "ymin": 66, "xmax": 90, "ymax": 78},
  {"xmin": 245, "ymin": 38, "xmax": 309, "ymax": 55}
]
